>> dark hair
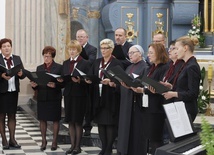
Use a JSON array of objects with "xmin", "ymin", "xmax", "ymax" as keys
[
  {"xmin": 115, "ymin": 27, "xmax": 127, "ymax": 35},
  {"xmin": 169, "ymin": 40, "xmax": 176, "ymax": 46},
  {"xmin": 148, "ymin": 43, "xmax": 169, "ymax": 64},
  {"xmin": 0, "ymin": 38, "xmax": 12, "ymax": 48},
  {"xmin": 42, "ymin": 46, "xmax": 56, "ymax": 58}
]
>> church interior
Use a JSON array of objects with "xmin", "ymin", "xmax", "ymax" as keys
[{"xmin": 0, "ymin": 0, "xmax": 214, "ymax": 155}]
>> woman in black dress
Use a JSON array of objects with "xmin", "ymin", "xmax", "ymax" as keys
[
  {"xmin": 0, "ymin": 38, "xmax": 25, "ymax": 149},
  {"xmin": 117, "ymin": 45, "xmax": 148, "ymax": 155},
  {"xmin": 162, "ymin": 36, "xmax": 201, "ymax": 122},
  {"xmin": 86, "ymin": 39, "xmax": 123, "ymax": 155},
  {"xmin": 131, "ymin": 43, "xmax": 169, "ymax": 154},
  {"xmin": 30, "ymin": 46, "xmax": 62, "ymax": 151},
  {"xmin": 60, "ymin": 40, "xmax": 90, "ymax": 155}
]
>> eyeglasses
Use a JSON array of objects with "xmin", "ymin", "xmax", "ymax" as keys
[
  {"xmin": 43, "ymin": 55, "xmax": 52, "ymax": 59},
  {"xmin": 100, "ymin": 47, "xmax": 111, "ymax": 50},
  {"xmin": 76, "ymin": 36, "xmax": 87, "ymax": 39},
  {"xmin": 128, "ymin": 51, "xmax": 138, "ymax": 55},
  {"xmin": 168, "ymin": 47, "xmax": 176, "ymax": 51}
]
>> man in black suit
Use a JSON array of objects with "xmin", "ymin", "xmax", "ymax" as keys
[
  {"xmin": 76, "ymin": 29, "xmax": 97, "ymax": 136},
  {"xmin": 112, "ymin": 27, "xmax": 133, "ymax": 69},
  {"xmin": 76, "ymin": 29, "xmax": 97, "ymax": 65}
]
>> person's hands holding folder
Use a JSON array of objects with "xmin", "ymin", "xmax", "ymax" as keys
[
  {"xmin": 109, "ymin": 81, "xmax": 116, "ymax": 87},
  {"xmin": 159, "ymin": 81, "xmax": 173, "ymax": 90},
  {"xmin": 1, "ymin": 72, "xmax": 11, "ymax": 80},
  {"xmin": 47, "ymin": 82, "xmax": 56, "ymax": 88},
  {"xmin": 101, "ymin": 78, "xmax": 110, "ymax": 85},
  {"xmin": 72, "ymin": 76, "xmax": 81, "ymax": 83},
  {"xmin": 162, "ymin": 91, "xmax": 178, "ymax": 100},
  {"xmin": 17, "ymin": 69, "xmax": 23, "ymax": 77},
  {"xmin": 130, "ymin": 86, "xmax": 144, "ymax": 93},
  {"xmin": 30, "ymin": 81, "xmax": 38, "ymax": 88}
]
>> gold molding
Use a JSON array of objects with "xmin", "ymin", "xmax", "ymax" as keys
[
  {"xmin": 72, "ymin": 7, "xmax": 79, "ymax": 19},
  {"xmin": 87, "ymin": 10, "xmax": 100, "ymax": 19}
]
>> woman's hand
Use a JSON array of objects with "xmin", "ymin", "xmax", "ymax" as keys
[
  {"xmin": 72, "ymin": 76, "xmax": 81, "ymax": 83},
  {"xmin": 47, "ymin": 82, "xmax": 55, "ymax": 88},
  {"xmin": 1, "ymin": 73, "xmax": 11, "ymax": 80},
  {"xmin": 109, "ymin": 81, "xmax": 116, "ymax": 87},
  {"xmin": 30, "ymin": 81, "xmax": 38, "ymax": 88},
  {"xmin": 57, "ymin": 78, "xmax": 64, "ymax": 83},
  {"xmin": 148, "ymin": 85, "xmax": 156, "ymax": 94},
  {"xmin": 101, "ymin": 78, "xmax": 110, "ymax": 85},
  {"xmin": 85, "ymin": 78, "xmax": 92, "ymax": 84},
  {"xmin": 130, "ymin": 86, "xmax": 144, "ymax": 93},
  {"xmin": 120, "ymin": 82, "xmax": 130, "ymax": 89},
  {"xmin": 159, "ymin": 81, "xmax": 173, "ymax": 90},
  {"xmin": 17, "ymin": 69, "xmax": 23, "ymax": 77},
  {"xmin": 162, "ymin": 91, "xmax": 178, "ymax": 100}
]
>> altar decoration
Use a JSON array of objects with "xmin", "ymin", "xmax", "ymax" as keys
[
  {"xmin": 197, "ymin": 67, "xmax": 210, "ymax": 113},
  {"xmin": 187, "ymin": 14, "xmax": 205, "ymax": 48}
]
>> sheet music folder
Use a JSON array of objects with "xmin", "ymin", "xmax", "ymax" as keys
[
  {"xmin": 23, "ymin": 69, "xmax": 57, "ymax": 85},
  {"xmin": 108, "ymin": 65, "xmax": 142, "ymax": 88},
  {"xmin": 112, "ymin": 45, "xmax": 126, "ymax": 60},
  {"xmin": 0, "ymin": 63, "xmax": 23, "ymax": 77},
  {"xmin": 163, "ymin": 101, "xmax": 197, "ymax": 142},
  {"xmin": 138, "ymin": 76, "xmax": 170, "ymax": 94}
]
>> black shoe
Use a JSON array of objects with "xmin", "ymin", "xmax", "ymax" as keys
[
  {"xmin": 9, "ymin": 141, "xmax": 21, "ymax": 149},
  {"xmin": 40, "ymin": 146, "xmax": 46, "ymax": 151},
  {"xmin": 66, "ymin": 147, "xmax": 74, "ymax": 154},
  {"xmin": 51, "ymin": 146, "xmax": 57, "ymax": 151},
  {"xmin": 72, "ymin": 148, "xmax": 81, "ymax": 154},
  {"xmin": 98, "ymin": 150, "xmax": 104, "ymax": 155},
  {"xmin": 2, "ymin": 145, "xmax": 10, "ymax": 150},
  {"xmin": 83, "ymin": 130, "xmax": 91, "ymax": 136},
  {"xmin": 40, "ymin": 141, "xmax": 47, "ymax": 151}
]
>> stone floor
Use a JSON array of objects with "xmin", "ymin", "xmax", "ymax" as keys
[{"xmin": 0, "ymin": 104, "xmax": 117, "ymax": 155}]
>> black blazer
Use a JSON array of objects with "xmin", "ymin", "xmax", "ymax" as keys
[
  {"xmin": 144, "ymin": 63, "xmax": 169, "ymax": 113},
  {"xmin": 174, "ymin": 57, "xmax": 201, "ymax": 120},
  {"xmin": 82, "ymin": 43, "xmax": 97, "ymax": 65},
  {"xmin": 0, "ymin": 54, "xmax": 25, "ymax": 93},
  {"xmin": 88, "ymin": 57, "xmax": 123, "ymax": 116},
  {"xmin": 34, "ymin": 61, "xmax": 63, "ymax": 102},
  {"xmin": 62, "ymin": 57, "xmax": 91, "ymax": 96}
]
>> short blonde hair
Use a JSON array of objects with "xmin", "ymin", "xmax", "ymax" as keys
[
  {"xmin": 67, "ymin": 40, "xmax": 82, "ymax": 53},
  {"xmin": 100, "ymin": 39, "xmax": 114, "ymax": 49}
]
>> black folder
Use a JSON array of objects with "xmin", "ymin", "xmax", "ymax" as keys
[
  {"xmin": 0, "ymin": 63, "xmax": 23, "ymax": 77},
  {"xmin": 100, "ymin": 69, "xmax": 120, "ymax": 85},
  {"xmin": 74, "ymin": 68, "xmax": 101, "ymax": 83},
  {"xmin": 23, "ymin": 69, "xmax": 57, "ymax": 85},
  {"xmin": 108, "ymin": 65, "xmax": 142, "ymax": 88},
  {"xmin": 138, "ymin": 76, "xmax": 170, "ymax": 94},
  {"xmin": 112, "ymin": 45, "xmax": 126, "ymax": 60}
]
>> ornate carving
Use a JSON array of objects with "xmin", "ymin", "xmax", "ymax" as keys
[
  {"xmin": 152, "ymin": 13, "xmax": 168, "ymax": 37},
  {"xmin": 72, "ymin": 7, "xmax": 79, "ymax": 19},
  {"xmin": 87, "ymin": 10, "xmax": 100, "ymax": 19},
  {"xmin": 125, "ymin": 13, "xmax": 138, "ymax": 42}
]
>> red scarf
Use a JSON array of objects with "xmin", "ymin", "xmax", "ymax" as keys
[{"xmin": 99, "ymin": 56, "xmax": 113, "ymax": 78}]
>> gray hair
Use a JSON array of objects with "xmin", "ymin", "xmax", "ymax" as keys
[{"xmin": 100, "ymin": 39, "xmax": 114, "ymax": 49}]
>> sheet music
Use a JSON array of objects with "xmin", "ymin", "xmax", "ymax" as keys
[
  {"xmin": 163, "ymin": 101, "xmax": 193, "ymax": 138},
  {"xmin": 46, "ymin": 73, "xmax": 61, "ymax": 78},
  {"xmin": 75, "ymin": 68, "xmax": 86, "ymax": 76}
]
